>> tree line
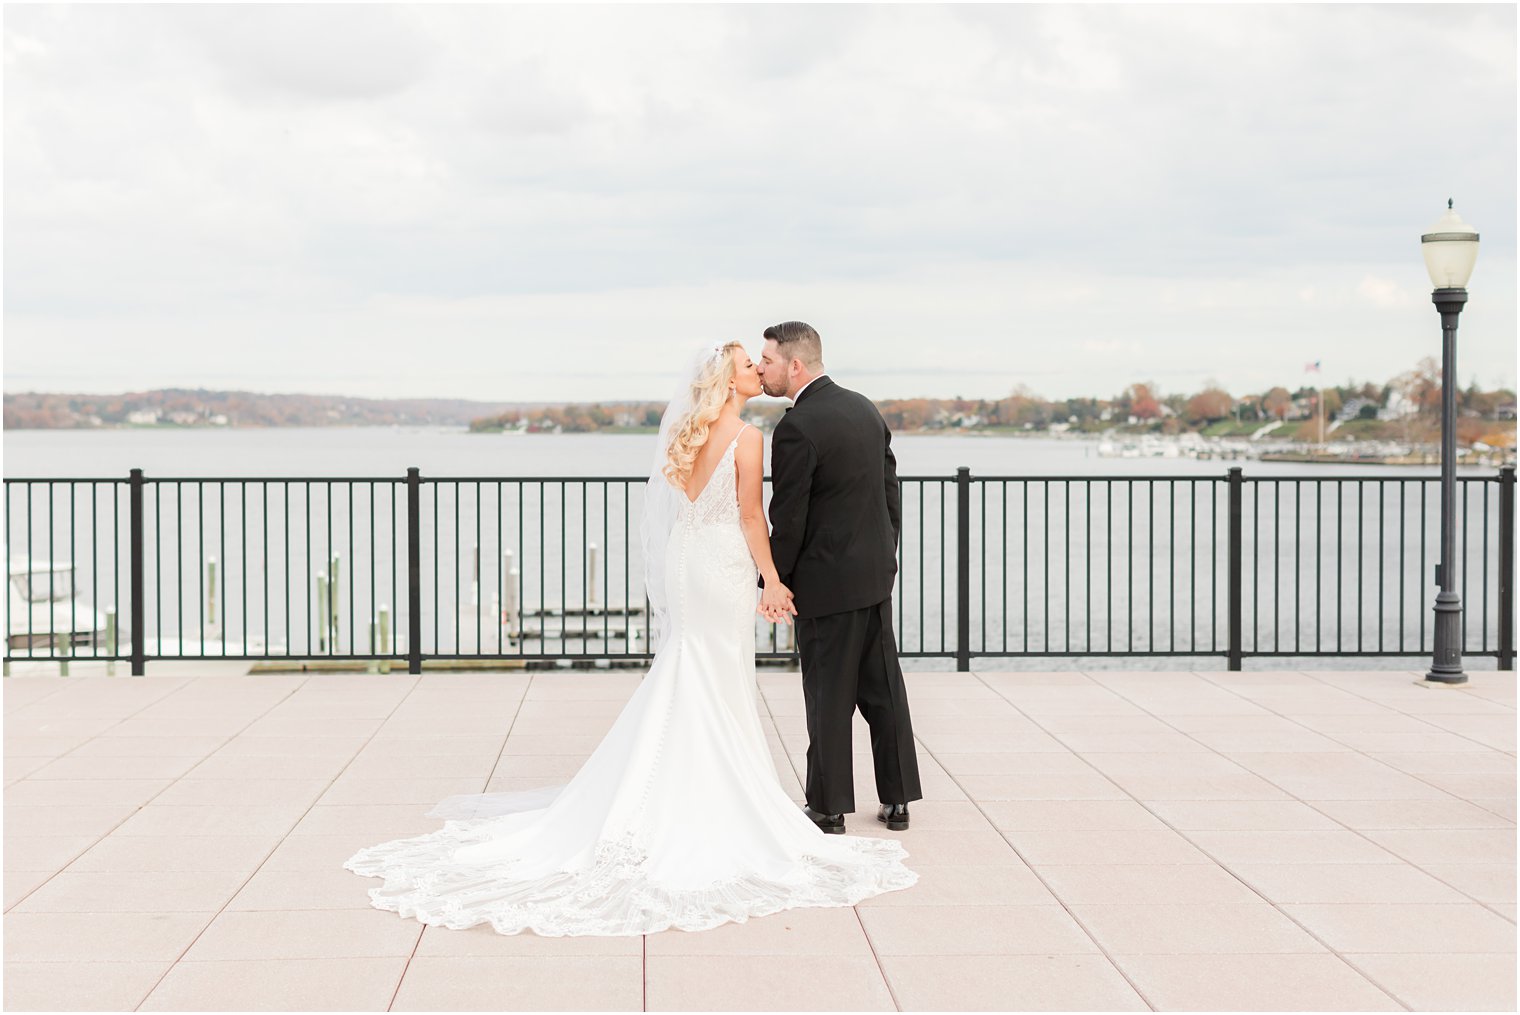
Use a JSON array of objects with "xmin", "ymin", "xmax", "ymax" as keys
[{"xmin": 467, "ymin": 357, "xmax": 1514, "ymax": 437}]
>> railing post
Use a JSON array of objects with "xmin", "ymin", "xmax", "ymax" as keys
[
  {"xmin": 1227, "ymin": 467, "xmax": 1244, "ymax": 672},
  {"xmin": 956, "ymin": 466, "xmax": 971, "ymax": 672},
  {"xmin": 129, "ymin": 468, "xmax": 146, "ymax": 676},
  {"xmin": 406, "ymin": 467, "xmax": 423, "ymax": 675},
  {"xmin": 1499, "ymin": 465, "xmax": 1515, "ymax": 671}
]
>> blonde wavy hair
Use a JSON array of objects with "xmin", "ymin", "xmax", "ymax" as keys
[{"xmin": 664, "ymin": 342, "xmax": 743, "ymax": 489}]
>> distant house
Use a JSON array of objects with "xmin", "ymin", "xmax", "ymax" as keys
[
  {"xmin": 167, "ymin": 411, "xmax": 199, "ymax": 425},
  {"xmin": 1337, "ymin": 397, "xmax": 1375, "ymax": 422},
  {"xmin": 1498, "ymin": 402, "xmax": 1517, "ymax": 421},
  {"xmin": 1379, "ymin": 391, "xmax": 1419, "ymax": 420},
  {"xmin": 126, "ymin": 410, "xmax": 160, "ymax": 425}
]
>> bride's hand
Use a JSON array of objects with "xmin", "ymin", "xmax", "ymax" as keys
[{"xmin": 760, "ymin": 580, "xmax": 797, "ymax": 624}]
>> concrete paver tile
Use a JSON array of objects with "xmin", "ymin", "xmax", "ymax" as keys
[
  {"xmin": 115, "ymin": 804, "xmax": 305, "ymax": 838},
  {"xmin": 396, "ymin": 955, "xmax": 642, "ymax": 1011},
  {"xmin": 4, "ymin": 911, "xmax": 212, "ymax": 962},
  {"xmin": 1361, "ymin": 827, "xmax": 1517, "ymax": 865},
  {"xmin": 12, "ymin": 870, "xmax": 249, "ymax": 913},
  {"xmin": 955, "ymin": 772, "xmax": 1127, "ymax": 801},
  {"xmin": 1227, "ymin": 862, "xmax": 1470, "ymax": 904},
  {"xmin": 66, "ymin": 834, "xmax": 278, "ymax": 873},
  {"xmin": 140, "ymin": 956, "xmax": 407, "ymax": 1012},
  {"xmin": 1141, "ymin": 799, "xmax": 1340, "ymax": 830},
  {"xmin": 1184, "ymin": 830, "xmax": 1402, "ymax": 865},
  {"xmin": 1069, "ymin": 903, "xmax": 1327, "ymax": 954},
  {"xmin": 1004, "ymin": 827, "xmax": 1212, "ymax": 865},
  {"xmin": 647, "ymin": 954, "xmax": 892, "ymax": 1011},
  {"xmin": 183, "ymin": 908, "xmax": 422, "ymax": 960},
  {"xmin": 1417, "ymin": 863, "xmax": 1517, "ymax": 906},
  {"xmin": 1345, "ymin": 952, "xmax": 1517, "ymax": 1011},
  {"xmin": 4, "ymin": 960, "xmax": 171, "ymax": 1011},
  {"xmin": 3, "ymin": 835, "xmax": 102, "ymax": 872},
  {"xmin": 880, "ymin": 953, "xmax": 1147, "ymax": 1011},
  {"xmin": 980, "ymin": 799, "xmax": 1167, "ymax": 831},
  {"xmin": 5, "ymin": 778, "xmax": 171, "ymax": 807},
  {"xmin": 3, "ymin": 869, "xmax": 54, "ymax": 909},
  {"xmin": 1309, "ymin": 797, "xmax": 1515, "ymax": 829},
  {"xmin": 859, "ymin": 904, "xmax": 1099, "ymax": 955},
  {"xmin": 1112, "ymin": 952, "xmax": 1401, "ymax": 1011},
  {"xmin": 1035, "ymin": 863, "xmax": 1261, "ymax": 905},
  {"xmin": 1282, "ymin": 903, "xmax": 1517, "ymax": 953}
]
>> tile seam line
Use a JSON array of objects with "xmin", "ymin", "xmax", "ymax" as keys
[
  {"xmin": 907, "ymin": 671, "xmax": 1160, "ymax": 1012},
  {"xmin": 1005, "ymin": 666, "xmax": 1425, "ymax": 1010},
  {"xmin": 388, "ymin": 916, "xmax": 426, "ymax": 1012},
  {"xmin": 4, "ymin": 674, "xmax": 250, "ymax": 916},
  {"xmin": 977, "ymin": 668, "xmax": 1416, "ymax": 1011},
  {"xmin": 1224, "ymin": 666, "xmax": 1513, "ymax": 751},
  {"xmin": 1272, "ymin": 667, "xmax": 1518, "ymax": 818},
  {"xmin": 479, "ymin": 668, "xmax": 535, "ymax": 795},
  {"xmin": 758, "ymin": 678, "xmax": 902, "ymax": 1010},
  {"xmin": 131, "ymin": 669, "xmax": 425, "ymax": 1011},
  {"xmin": 849, "ymin": 906, "xmax": 904, "ymax": 1012},
  {"xmin": 1079, "ymin": 668, "xmax": 1514, "ymax": 851},
  {"xmin": 2, "ymin": 675, "xmax": 78, "ymax": 712},
  {"xmin": 1181, "ymin": 667, "xmax": 1518, "ymax": 914}
]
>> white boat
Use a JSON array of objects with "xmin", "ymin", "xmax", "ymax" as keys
[{"xmin": 7, "ymin": 558, "xmax": 107, "ymax": 651}]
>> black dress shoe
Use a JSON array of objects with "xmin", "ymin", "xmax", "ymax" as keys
[
  {"xmin": 803, "ymin": 806, "xmax": 846, "ymax": 834},
  {"xmin": 877, "ymin": 803, "xmax": 910, "ymax": 831}
]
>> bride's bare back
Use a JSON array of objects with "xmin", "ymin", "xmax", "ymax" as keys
[{"xmin": 683, "ymin": 418, "xmax": 746, "ymax": 502}]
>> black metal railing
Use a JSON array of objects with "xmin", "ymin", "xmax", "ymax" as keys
[{"xmin": 4, "ymin": 466, "xmax": 1514, "ymax": 674}]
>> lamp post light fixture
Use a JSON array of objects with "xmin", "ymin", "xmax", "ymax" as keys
[{"xmin": 1421, "ymin": 200, "xmax": 1479, "ymax": 685}]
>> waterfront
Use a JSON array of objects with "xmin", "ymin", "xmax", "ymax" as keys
[
  {"xmin": 2, "ymin": 426, "xmax": 1508, "ymax": 481},
  {"xmin": 4, "ymin": 429, "xmax": 1511, "ymax": 672}
]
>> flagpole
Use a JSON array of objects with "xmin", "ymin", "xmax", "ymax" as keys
[{"xmin": 1309, "ymin": 360, "xmax": 1324, "ymax": 447}]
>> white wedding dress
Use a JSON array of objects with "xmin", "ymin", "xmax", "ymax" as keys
[{"xmin": 344, "ymin": 430, "xmax": 917, "ymax": 936}]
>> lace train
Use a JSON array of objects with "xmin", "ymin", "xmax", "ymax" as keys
[{"xmin": 344, "ymin": 818, "xmax": 917, "ymax": 937}]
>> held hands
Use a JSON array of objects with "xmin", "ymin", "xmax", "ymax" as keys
[{"xmin": 758, "ymin": 578, "xmax": 798, "ymax": 625}]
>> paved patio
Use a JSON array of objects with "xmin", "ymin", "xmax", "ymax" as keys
[{"xmin": 3, "ymin": 663, "xmax": 1515, "ymax": 1011}]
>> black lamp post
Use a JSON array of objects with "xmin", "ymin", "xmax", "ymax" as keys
[{"xmin": 1421, "ymin": 200, "xmax": 1479, "ymax": 685}]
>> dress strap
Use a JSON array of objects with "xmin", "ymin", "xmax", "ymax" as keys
[{"xmin": 731, "ymin": 422, "xmax": 752, "ymax": 446}]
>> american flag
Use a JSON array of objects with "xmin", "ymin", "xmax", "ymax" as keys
[{"xmin": 1305, "ymin": 360, "xmax": 1321, "ymax": 373}]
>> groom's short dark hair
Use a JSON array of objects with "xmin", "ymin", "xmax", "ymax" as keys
[{"xmin": 764, "ymin": 321, "xmax": 823, "ymax": 371}]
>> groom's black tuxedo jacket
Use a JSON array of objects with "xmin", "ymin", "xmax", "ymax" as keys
[{"xmin": 767, "ymin": 376, "xmax": 902, "ymax": 620}]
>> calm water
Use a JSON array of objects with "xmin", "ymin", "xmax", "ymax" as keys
[
  {"xmin": 3, "ymin": 428, "xmax": 1506, "ymax": 671},
  {"xmin": 0, "ymin": 425, "xmax": 1489, "ymax": 480}
]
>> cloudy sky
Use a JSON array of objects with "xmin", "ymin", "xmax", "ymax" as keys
[{"xmin": 4, "ymin": 4, "xmax": 1515, "ymax": 403}]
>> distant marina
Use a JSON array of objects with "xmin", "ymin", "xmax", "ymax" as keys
[{"xmin": 1092, "ymin": 432, "xmax": 1514, "ymax": 468}]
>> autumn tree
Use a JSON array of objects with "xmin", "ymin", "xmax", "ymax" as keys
[
  {"xmin": 1122, "ymin": 382, "xmax": 1162, "ymax": 420},
  {"xmin": 1262, "ymin": 387, "xmax": 1293, "ymax": 421},
  {"xmin": 1004, "ymin": 385, "xmax": 1049, "ymax": 427},
  {"xmin": 1185, "ymin": 385, "xmax": 1233, "ymax": 423}
]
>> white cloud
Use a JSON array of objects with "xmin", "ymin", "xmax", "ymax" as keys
[
  {"xmin": 1357, "ymin": 274, "xmax": 1416, "ymax": 310},
  {"xmin": 3, "ymin": 4, "xmax": 1515, "ymax": 402}
]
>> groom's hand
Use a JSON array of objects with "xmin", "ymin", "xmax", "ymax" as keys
[{"xmin": 760, "ymin": 580, "xmax": 797, "ymax": 624}]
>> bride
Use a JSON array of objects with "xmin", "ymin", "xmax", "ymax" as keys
[{"xmin": 344, "ymin": 342, "xmax": 916, "ymax": 936}]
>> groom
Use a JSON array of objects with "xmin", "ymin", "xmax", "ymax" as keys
[{"xmin": 758, "ymin": 321, "xmax": 922, "ymax": 834}]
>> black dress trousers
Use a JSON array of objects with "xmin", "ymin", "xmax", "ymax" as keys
[{"xmin": 795, "ymin": 597, "xmax": 923, "ymax": 815}]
